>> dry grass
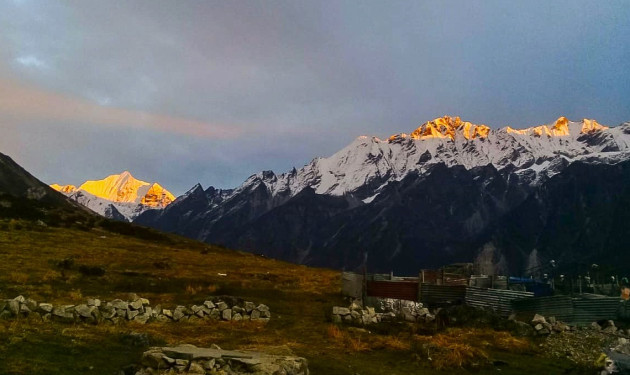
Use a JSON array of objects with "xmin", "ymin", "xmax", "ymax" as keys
[
  {"xmin": 0, "ymin": 222, "xmax": 575, "ymax": 375},
  {"xmin": 412, "ymin": 328, "xmax": 532, "ymax": 370}
]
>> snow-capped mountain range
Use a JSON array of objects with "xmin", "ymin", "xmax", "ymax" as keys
[
  {"xmin": 51, "ymin": 171, "xmax": 174, "ymax": 221},
  {"xmin": 223, "ymin": 115, "xmax": 629, "ymax": 202},
  {"xmin": 134, "ymin": 115, "xmax": 630, "ymax": 274}
]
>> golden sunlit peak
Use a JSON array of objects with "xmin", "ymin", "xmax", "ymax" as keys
[
  {"xmin": 50, "ymin": 183, "xmax": 77, "ymax": 194},
  {"xmin": 391, "ymin": 115, "xmax": 490, "ymax": 141},
  {"xmin": 506, "ymin": 117, "xmax": 608, "ymax": 137},
  {"xmin": 50, "ymin": 171, "xmax": 175, "ymax": 208}
]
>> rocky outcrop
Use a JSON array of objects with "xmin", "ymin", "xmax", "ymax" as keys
[
  {"xmin": 0, "ymin": 295, "xmax": 270, "ymax": 325},
  {"xmin": 136, "ymin": 344, "xmax": 308, "ymax": 375}
]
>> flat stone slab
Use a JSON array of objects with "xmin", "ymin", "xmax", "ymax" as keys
[
  {"xmin": 139, "ymin": 345, "xmax": 308, "ymax": 375},
  {"xmin": 162, "ymin": 345, "xmax": 254, "ymax": 360}
]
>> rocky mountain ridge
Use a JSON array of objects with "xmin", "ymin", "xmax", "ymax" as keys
[{"xmin": 135, "ymin": 115, "xmax": 630, "ymax": 274}]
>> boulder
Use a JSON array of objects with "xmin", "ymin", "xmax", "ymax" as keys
[
  {"xmin": 52, "ymin": 305, "xmax": 75, "ymax": 322},
  {"xmin": 87, "ymin": 298, "xmax": 101, "ymax": 307},
  {"xmin": 7, "ymin": 300, "xmax": 19, "ymax": 316},
  {"xmin": 153, "ymin": 304, "xmax": 162, "ymax": 315},
  {"xmin": 222, "ymin": 309, "xmax": 232, "ymax": 321},
  {"xmin": 162, "ymin": 309, "xmax": 173, "ymax": 319},
  {"xmin": 141, "ymin": 349, "xmax": 170, "ymax": 368},
  {"xmin": 216, "ymin": 302, "xmax": 228, "ymax": 311},
  {"xmin": 38, "ymin": 303, "xmax": 53, "ymax": 313},
  {"xmin": 129, "ymin": 299, "xmax": 143, "ymax": 310},
  {"xmin": 244, "ymin": 301, "xmax": 255, "ymax": 313},
  {"xmin": 110, "ymin": 299, "xmax": 128, "ymax": 310},
  {"xmin": 19, "ymin": 304, "xmax": 31, "ymax": 315},
  {"xmin": 13, "ymin": 295, "xmax": 25, "ymax": 303},
  {"xmin": 232, "ymin": 313, "xmax": 242, "ymax": 321},
  {"xmin": 203, "ymin": 300, "xmax": 216, "ymax": 309},
  {"xmin": 188, "ymin": 361, "xmax": 205, "ymax": 374},
  {"xmin": 173, "ymin": 306, "xmax": 187, "ymax": 321},
  {"xmin": 532, "ymin": 314, "xmax": 547, "ymax": 325},
  {"xmin": 256, "ymin": 304, "xmax": 270, "ymax": 313},
  {"xmin": 332, "ymin": 306, "xmax": 350, "ymax": 315},
  {"xmin": 127, "ymin": 309, "xmax": 140, "ymax": 320},
  {"xmin": 251, "ymin": 310, "xmax": 261, "ymax": 320},
  {"xmin": 100, "ymin": 306, "xmax": 116, "ymax": 319},
  {"xmin": 208, "ymin": 309, "xmax": 219, "ymax": 320},
  {"xmin": 75, "ymin": 304, "xmax": 94, "ymax": 319}
]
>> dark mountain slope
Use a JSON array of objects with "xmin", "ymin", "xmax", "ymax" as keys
[{"xmin": 479, "ymin": 159, "xmax": 630, "ymax": 276}]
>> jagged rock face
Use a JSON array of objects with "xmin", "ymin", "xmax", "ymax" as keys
[
  {"xmin": 51, "ymin": 171, "xmax": 175, "ymax": 221},
  {"xmin": 135, "ymin": 116, "xmax": 630, "ymax": 274}
]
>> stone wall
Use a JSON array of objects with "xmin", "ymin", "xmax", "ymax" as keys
[
  {"xmin": 136, "ymin": 344, "xmax": 308, "ymax": 375},
  {"xmin": 0, "ymin": 295, "xmax": 270, "ymax": 325},
  {"xmin": 331, "ymin": 299, "xmax": 435, "ymax": 325}
]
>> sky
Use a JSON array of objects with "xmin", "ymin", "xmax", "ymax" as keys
[{"xmin": 1, "ymin": 0, "xmax": 629, "ymax": 195}]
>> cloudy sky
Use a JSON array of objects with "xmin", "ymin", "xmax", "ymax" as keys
[{"xmin": 1, "ymin": 0, "xmax": 629, "ymax": 195}]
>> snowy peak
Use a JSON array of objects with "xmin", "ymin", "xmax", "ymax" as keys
[
  {"xmin": 214, "ymin": 115, "xmax": 630, "ymax": 202},
  {"xmin": 73, "ymin": 171, "xmax": 175, "ymax": 206},
  {"xmin": 50, "ymin": 171, "xmax": 175, "ymax": 221},
  {"xmin": 504, "ymin": 116, "xmax": 608, "ymax": 137},
  {"xmin": 50, "ymin": 184, "xmax": 77, "ymax": 194},
  {"xmin": 390, "ymin": 116, "xmax": 491, "ymax": 141},
  {"xmin": 140, "ymin": 183, "xmax": 175, "ymax": 208}
]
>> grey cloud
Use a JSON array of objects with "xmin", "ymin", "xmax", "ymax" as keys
[{"xmin": 1, "ymin": 0, "xmax": 629, "ymax": 195}]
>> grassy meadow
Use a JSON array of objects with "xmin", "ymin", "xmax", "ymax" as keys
[{"xmin": 0, "ymin": 220, "xmax": 591, "ymax": 374}]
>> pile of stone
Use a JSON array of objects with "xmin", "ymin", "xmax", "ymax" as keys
[
  {"xmin": 0, "ymin": 295, "xmax": 270, "ymax": 325},
  {"xmin": 530, "ymin": 314, "xmax": 571, "ymax": 336},
  {"xmin": 136, "ymin": 344, "xmax": 308, "ymax": 375},
  {"xmin": 529, "ymin": 314, "xmax": 630, "ymax": 337},
  {"xmin": 331, "ymin": 299, "xmax": 435, "ymax": 325}
]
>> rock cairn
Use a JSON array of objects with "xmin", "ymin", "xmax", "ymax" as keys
[
  {"xmin": 0, "ymin": 295, "xmax": 270, "ymax": 325},
  {"xmin": 136, "ymin": 344, "xmax": 308, "ymax": 375},
  {"xmin": 331, "ymin": 299, "xmax": 435, "ymax": 325}
]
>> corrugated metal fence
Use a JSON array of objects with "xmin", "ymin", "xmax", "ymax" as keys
[
  {"xmin": 342, "ymin": 271, "xmax": 630, "ymax": 324},
  {"xmin": 511, "ymin": 294, "xmax": 628, "ymax": 325},
  {"xmin": 465, "ymin": 287, "xmax": 534, "ymax": 317},
  {"xmin": 511, "ymin": 295, "xmax": 574, "ymax": 322}
]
